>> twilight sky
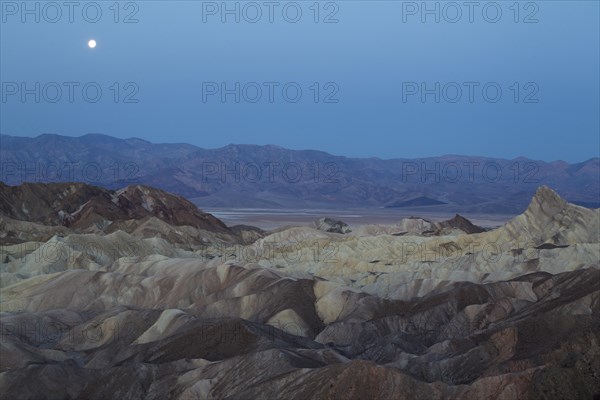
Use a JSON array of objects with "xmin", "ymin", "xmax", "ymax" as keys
[{"xmin": 1, "ymin": 1, "xmax": 599, "ymax": 162}]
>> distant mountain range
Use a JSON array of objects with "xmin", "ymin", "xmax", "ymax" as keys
[{"xmin": 1, "ymin": 133, "xmax": 598, "ymax": 213}]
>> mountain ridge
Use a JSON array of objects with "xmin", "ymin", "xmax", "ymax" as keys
[
  {"xmin": 5, "ymin": 133, "xmax": 597, "ymax": 164},
  {"xmin": 0, "ymin": 182, "xmax": 262, "ymax": 247},
  {"xmin": 1, "ymin": 134, "xmax": 598, "ymax": 212}
]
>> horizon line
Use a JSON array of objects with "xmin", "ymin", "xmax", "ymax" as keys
[{"xmin": 1, "ymin": 132, "xmax": 598, "ymax": 165}]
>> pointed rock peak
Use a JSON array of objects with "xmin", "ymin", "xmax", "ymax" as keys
[
  {"xmin": 535, "ymin": 185, "xmax": 558, "ymax": 198},
  {"xmin": 437, "ymin": 214, "xmax": 485, "ymax": 234},
  {"xmin": 450, "ymin": 214, "xmax": 478, "ymax": 227},
  {"xmin": 449, "ymin": 214, "xmax": 469, "ymax": 223},
  {"xmin": 524, "ymin": 186, "xmax": 569, "ymax": 221},
  {"xmin": 526, "ymin": 186, "xmax": 568, "ymax": 216}
]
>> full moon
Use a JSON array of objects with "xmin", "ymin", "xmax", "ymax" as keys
[{"xmin": 88, "ymin": 39, "xmax": 97, "ymax": 49}]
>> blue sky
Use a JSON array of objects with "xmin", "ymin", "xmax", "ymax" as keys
[{"xmin": 1, "ymin": 1, "xmax": 599, "ymax": 162}]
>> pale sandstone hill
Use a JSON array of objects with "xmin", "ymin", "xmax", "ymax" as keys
[{"xmin": 243, "ymin": 186, "xmax": 599, "ymax": 299}]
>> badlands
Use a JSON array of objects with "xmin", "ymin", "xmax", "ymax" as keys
[{"xmin": 0, "ymin": 182, "xmax": 599, "ymax": 399}]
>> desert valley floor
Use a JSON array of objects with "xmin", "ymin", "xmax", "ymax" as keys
[{"xmin": 203, "ymin": 208, "xmax": 515, "ymax": 231}]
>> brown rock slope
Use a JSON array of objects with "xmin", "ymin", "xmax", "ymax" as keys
[
  {"xmin": 0, "ymin": 182, "xmax": 229, "ymax": 232},
  {"xmin": 0, "ymin": 182, "xmax": 262, "ymax": 246}
]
